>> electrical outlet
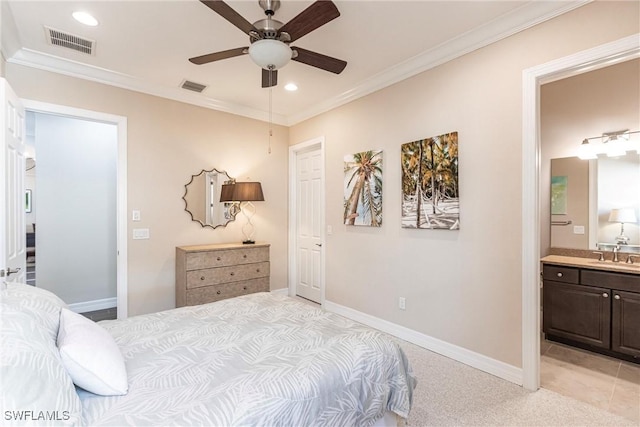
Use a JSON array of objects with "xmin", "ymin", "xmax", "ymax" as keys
[{"xmin": 398, "ymin": 297, "xmax": 406, "ymax": 310}]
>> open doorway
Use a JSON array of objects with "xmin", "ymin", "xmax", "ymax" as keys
[
  {"xmin": 24, "ymin": 101, "xmax": 128, "ymax": 320},
  {"xmin": 521, "ymin": 35, "xmax": 639, "ymax": 391}
]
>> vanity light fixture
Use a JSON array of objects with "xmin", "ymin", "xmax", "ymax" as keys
[
  {"xmin": 578, "ymin": 129, "xmax": 640, "ymax": 159},
  {"xmin": 608, "ymin": 208, "xmax": 637, "ymax": 245},
  {"xmin": 220, "ymin": 182, "xmax": 265, "ymax": 244}
]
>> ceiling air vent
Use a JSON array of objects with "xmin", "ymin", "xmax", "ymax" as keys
[
  {"xmin": 45, "ymin": 26, "xmax": 95, "ymax": 55},
  {"xmin": 181, "ymin": 80, "xmax": 207, "ymax": 93}
]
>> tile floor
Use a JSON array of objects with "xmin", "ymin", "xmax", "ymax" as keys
[{"xmin": 541, "ymin": 338, "xmax": 640, "ymax": 423}]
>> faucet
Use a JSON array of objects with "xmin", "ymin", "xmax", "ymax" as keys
[
  {"xmin": 612, "ymin": 245, "xmax": 620, "ymax": 263},
  {"xmin": 592, "ymin": 251, "xmax": 605, "ymax": 262},
  {"xmin": 626, "ymin": 254, "xmax": 639, "ymax": 264}
]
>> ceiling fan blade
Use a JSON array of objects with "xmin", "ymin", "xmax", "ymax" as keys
[
  {"xmin": 200, "ymin": 0, "xmax": 257, "ymax": 35},
  {"xmin": 189, "ymin": 47, "xmax": 248, "ymax": 65},
  {"xmin": 292, "ymin": 47, "xmax": 347, "ymax": 74},
  {"xmin": 262, "ymin": 68, "xmax": 278, "ymax": 88},
  {"xmin": 279, "ymin": 1, "xmax": 340, "ymax": 42}
]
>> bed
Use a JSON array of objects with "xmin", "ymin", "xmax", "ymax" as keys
[{"xmin": 1, "ymin": 283, "xmax": 416, "ymax": 426}]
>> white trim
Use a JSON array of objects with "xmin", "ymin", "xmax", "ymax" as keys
[
  {"xmin": 21, "ymin": 100, "xmax": 129, "ymax": 320},
  {"xmin": 270, "ymin": 288, "xmax": 288, "ymax": 296},
  {"xmin": 68, "ymin": 297, "xmax": 117, "ymax": 314},
  {"xmin": 9, "ymin": 48, "xmax": 288, "ymax": 126},
  {"xmin": 324, "ymin": 300, "xmax": 522, "ymax": 386},
  {"xmin": 5, "ymin": 2, "xmax": 586, "ymax": 127},
  {"xmin": 288, "ymin": 137, "xmax": 326, "ymax": 305},
  {"xmin": 521, "ymin": 34, "xmax": 640, "ymax": 391}
]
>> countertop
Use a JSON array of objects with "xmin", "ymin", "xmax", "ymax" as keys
[{"xmin": 541, "ymin": 255, "xmax": 640, "ymax": 275}]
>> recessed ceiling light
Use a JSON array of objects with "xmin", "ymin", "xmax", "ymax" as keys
[
  {"xmin": 72, "ymin": 11, "xmax": 98, "ymax": 27},
  {"xmin": 284, "ymin": 83, "xmax": 298, "ymax": 92}
]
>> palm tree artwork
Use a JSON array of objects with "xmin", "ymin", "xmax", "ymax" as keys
[
  {"xmin": 401, "ymin": 132, "xmax": 459, "ymax": 229},
  {"xmin": 343, "ymin": 150, "xmax": 383, "ymax": 226}
]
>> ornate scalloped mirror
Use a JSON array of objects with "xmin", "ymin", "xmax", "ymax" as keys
[{"xmin": 182, "ymin": 168, "xmax": 240, "ymax": 228}]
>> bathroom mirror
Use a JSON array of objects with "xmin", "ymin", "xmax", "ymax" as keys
[
  {"xmin": 183, "ymin": 168, "xmax": 239, "ymax": 229},
  {"xmin": 550, "ymin": 153, "xmax": 640, "ymax": 252}
]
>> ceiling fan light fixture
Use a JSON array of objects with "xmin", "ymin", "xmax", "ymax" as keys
[{"xmin": 248, "ymin": 39, "xmax": 292, "ymax": 70}]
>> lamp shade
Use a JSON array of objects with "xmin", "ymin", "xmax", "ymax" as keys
[
  {"xmin": 608, "ymin": 208, "xmax": 637, "ymax": 224},
  {"xmin": 219, "ymin": 184, "xmax": 236, "ymax": 202},
  {"xmin": 248, "ymin": 39, "xmax": 292, "ymax": 70},
  {"xmin": 231, "ymin": 182, "xmax": 264, "ymax": 202}
]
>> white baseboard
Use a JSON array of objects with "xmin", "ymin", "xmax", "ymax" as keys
[
  {"xmin": 323, "ymin": 300, "xmax": 523, "ymax": 386},
  {"xmin": 68, "ymin": 297, "xmax": 117, "ymax": 314},
  {"xmin": 271, "ymin": 288, "xmax": 289, "ymax": 296}
]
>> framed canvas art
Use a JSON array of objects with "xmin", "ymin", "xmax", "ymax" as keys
[
  {"xmin": 343, "ymin": 150, "xmax": 383, "ymax": 226},
  {"xmin": 401, "ymin": 132, "xmax": 459, "ymax": 229}
]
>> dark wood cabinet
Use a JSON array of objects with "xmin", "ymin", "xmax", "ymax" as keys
[
  {"xmin": 611, "ymin": 290, "xmax": 640, "ymax": 357},
  {"xmin": 542, "ymin": 263, "xmax": 640, "ymax": 363}
]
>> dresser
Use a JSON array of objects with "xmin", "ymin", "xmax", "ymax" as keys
[{"xmin": 176, "ymin": 243, "xmax": 270, "ymax": 307}]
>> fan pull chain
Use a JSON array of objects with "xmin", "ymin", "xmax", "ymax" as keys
[{"xmin": 268, "ymin": 67, "xmax": 273, "ymax": 154}]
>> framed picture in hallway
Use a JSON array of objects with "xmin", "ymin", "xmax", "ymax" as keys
[
  {"xmin": 343, "ymin": 150, "xmax": 383, "ymax": 227},
  {"xmin": 401, "ymin": 132, "xmax": 459, "ymax": 229}
]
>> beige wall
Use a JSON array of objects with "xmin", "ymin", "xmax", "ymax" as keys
[
  {"xmin": 540, "ymin": 59, "xmax": 640, "ymax": 253},
  {"xmin": 6, "ymin": 65, "xmax": 289, "ymax": 316},
  {"xmin": 289, "ymin": 1, "xmax": 639, "ymax": 368}
]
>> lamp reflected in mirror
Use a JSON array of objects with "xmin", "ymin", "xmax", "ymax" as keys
[
  {"xmin": 182, "ymin": 169, "xmax": 239, "ymax": 229},
  {"xmin": 609, "ymin": 208, "xmax": 638, "ymax": 245},
  {"xmin": 220, "ymin": 182, "xmax": 265, "ymax": 244}
]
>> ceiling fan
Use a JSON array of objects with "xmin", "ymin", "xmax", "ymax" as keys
[{"xmin": 189, "ymin": 0, "xmax": 347, "ymax": 88}]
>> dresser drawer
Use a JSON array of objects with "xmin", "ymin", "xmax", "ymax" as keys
[
  {"xmin": 186, "ymin": 262, "xmax": 270, "ymax": 289},
  {"xmin": 186, "ymin": 277, "xmax": 269, "ymax": 305},
  {"xmin": 185, "ymin": 246, "xmax": 269, "ymax": 270},
  {"xmin": 543, "ymin": 264, "xmax": 579, "ymax": 284}
]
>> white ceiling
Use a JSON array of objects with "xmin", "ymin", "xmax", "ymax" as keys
[{"xmin": 4, "ymin": 0, "xmax": 587, "ymax": 125}]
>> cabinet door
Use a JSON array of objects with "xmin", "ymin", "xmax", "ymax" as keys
[
  {"xmin": 543, "ymin": 280, "xmax": 611, "ymax": 349},
  {"xmin": 611, "ymin": 290, "xmax": 640, "ymax": 358}
]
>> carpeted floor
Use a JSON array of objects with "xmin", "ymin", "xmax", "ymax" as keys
[{"xmin": 397, "ymin": 339, "xmax": 636, "ymax": 426}]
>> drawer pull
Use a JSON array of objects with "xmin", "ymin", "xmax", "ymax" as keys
[
  {"xmin": 556, "ymin": 272, "xmax": 563, "ymax": 278},
  {"xmin": 602, "ymin": 292, "xmax": 609, "ymax": 298},
  {"xmin": 243, "ymin": 254, "xmax": 247, "ymax": 259},
  {"xmin": 256, "ymin": 268, "xmax": 260, "ymax": 272},
  {"xmin": 200, "ymin": 276, "xmax": 205, "ymax": 281},
  {"xmin": 614, "ymin": 294, "xmax": 621, "ymax": 300},
  {"xmin": 216, "ymin": 290, "xmax": 221, "ymax": 295},
  {"xmin": 230, "ymin": 272, "xmax": 235, "ymax": 276},
  {"xmin": 217, "ymin": 257, "xmax": 221, "ymax": 261},
  {"xmin": 243, "ymin": 286, "xmax": 247, "ymax": 290}
]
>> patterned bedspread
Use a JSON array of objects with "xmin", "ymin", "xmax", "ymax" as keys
[{"xmin": 79, "ymin": 293, "xmax": 416, "ymax": 426}]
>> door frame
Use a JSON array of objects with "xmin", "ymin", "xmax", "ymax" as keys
[
  {"xmin": 23, "ymin": 100, "xmax": 129, "ymax": 319},
  {"xmin": 288, "ymin": 136, "xmax": 326, "ymax": 304},
  {"xmin": 521, "ymin": 34, "xmax": 639, "ymax": 391}
]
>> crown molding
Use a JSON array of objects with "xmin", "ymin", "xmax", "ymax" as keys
[
  {"xmin": 8, "ymin": 48, "xmax": 288, "ymax": 125},
  {"xmin": 6, "ymin": 1, "xmax": 588, "ymax": 127},
  {"xmin": 286, "ymin": 0, "xmax": 590, "ymax": 125}
]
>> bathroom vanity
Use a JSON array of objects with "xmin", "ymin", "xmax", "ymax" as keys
[{"xmin": 541, "ymin": 255, "xmax": 640, "ymax": 363}]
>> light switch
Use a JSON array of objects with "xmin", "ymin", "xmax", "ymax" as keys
[
  {"xmin": 327, "ymin": 225, "xmax": 333, "ymax": 235},
  {"xmin": 132, "ymin": 210, "xmax": 141, "ymax": 221},
  {"xmin": 133, "ymin": 228, "xmax": 149, "ymax": 239},
  {"xmin": 573, "ymin": 225, "xmax": 585, "ymax": 235}
]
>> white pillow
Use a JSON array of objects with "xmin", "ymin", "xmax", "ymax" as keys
[{"xmin": 57, "ymin": 308, "xmax": 128, "ymax": 396}]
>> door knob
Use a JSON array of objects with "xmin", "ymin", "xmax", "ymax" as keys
[
  {"xmin": 0, "ymin": 267, "xmax": 21, "ymax": 278},
  {"xmin": 315, "ymin": 243, "xmax": 322, "ymax": 247}
]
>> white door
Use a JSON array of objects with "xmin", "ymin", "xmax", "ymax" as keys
[
  {"xmin": 292, "ymin": 141, "xmax": 324, "ymax": 303},
  {"xmin": 1, "ymin": 79, "xmax": 27, "ymax": 283}
]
